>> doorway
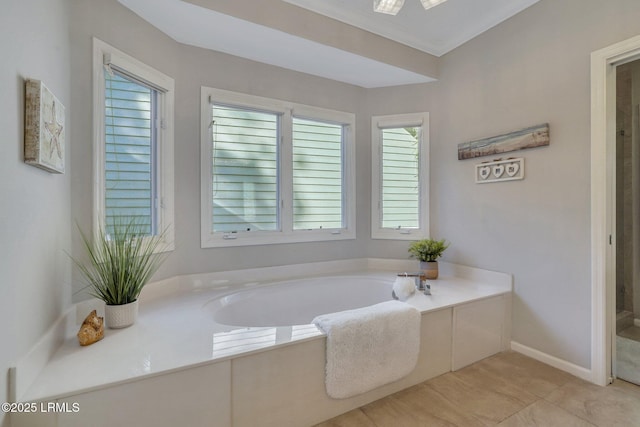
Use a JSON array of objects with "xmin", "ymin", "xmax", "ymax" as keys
[
  {"xmin": 616, "ymin": 59, "xmax": 640, "ymax": 385},
  {"xmin": 591, "ymin": 34, "xmax": 640, "ymax": 387}
]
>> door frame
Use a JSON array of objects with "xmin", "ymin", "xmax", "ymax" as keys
[{"xmin": 591, "ymin": 35, "xmax": 640, "ymax": 386}]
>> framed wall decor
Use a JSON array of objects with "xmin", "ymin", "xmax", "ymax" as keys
[
  {"xmin": 475, "ymin": 158, "xmax": 525, "ymax": 184},
  {"xmin": 24, "ymin": 78, "xmax": 65, "ymax": 173},
  {"xmin": 458, "ymin": 123, "xmax": 549, "ymax": 160}
]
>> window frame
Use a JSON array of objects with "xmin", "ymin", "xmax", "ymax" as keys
[
  {"xmin": 200, "ymin": 87, "xmax": 355, "ymax": 248},
  {"xmin": 371, "ymin": 113, "xmax": 430, "ymax": 240},
  {"xmin": 92, "ymin": 38, "xmax": 175, "ymax": 250}
]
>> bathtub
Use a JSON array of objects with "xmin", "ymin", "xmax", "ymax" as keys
[
  {"xmin": 11, "ymin": 260, "xmax": 512, "ymax": 427},
  {"xmin": 208, "ymin": 274, "xmax": 394, "ymax": 327}
]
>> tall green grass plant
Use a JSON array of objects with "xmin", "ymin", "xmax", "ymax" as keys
[{"xmin": 72, "ymin": 219, "xmax": 168, "ymax": 305}]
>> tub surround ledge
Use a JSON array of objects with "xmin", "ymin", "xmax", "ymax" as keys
[{"xmin": 11, "ymin": 258, "xmax": 512, "ymax": 427}]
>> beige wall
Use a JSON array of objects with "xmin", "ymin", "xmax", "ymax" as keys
[
  {"xmin": 434, "ymin": 0, "xmax": 593, "ymax": 368},
  {"xmin": 5, "ymin": 2, "xmax": 640, "ymax": 411},
  {"xmin": 365, "ymin": 0, "xmax": 640, "ymax": 368},
  {"xmin": 69, "ymin": 0, "xmax": 367, "ymax": 290},
  {"xmin": 65, "ymin": 0, "xmax": 640, "ymax": 371},
  {"xmin": 0, "ymin": 1, "xmax": 71, "ymax": 426}
]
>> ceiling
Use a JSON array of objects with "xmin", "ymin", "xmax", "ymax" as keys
[
  {"xmin": 118, "ymin": 0, "xmax": 539, "ymax": 88},
  {"xmin": 283, "ymin": 0, "xmax": 539, "ymax": 57}
]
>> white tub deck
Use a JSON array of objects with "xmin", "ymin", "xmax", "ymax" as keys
[{"xmin": 11, "ymin": 259, "xmax": 512, "ymax": 427}]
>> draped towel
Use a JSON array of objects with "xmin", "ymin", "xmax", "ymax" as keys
[{"xmin": 313, "ymin": 300, "xmax": 421, "ymax": 399}]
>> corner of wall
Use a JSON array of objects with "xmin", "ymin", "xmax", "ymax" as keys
[{"xmin": 1, "ymin": 0, "xmax": 72, "ymax": 421}]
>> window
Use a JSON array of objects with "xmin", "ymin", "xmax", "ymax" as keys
[
  {"xmin": 371, "ymin": 113, "xmax": 429, "ymax": 240},
  {"xmin": 201, "ymin": 88, "xmax": 355, "ymax": 247},
  {"xmin": 93, "ymin": 38, "xmax": 174, "ymax": 249},
  {"xmin": 104, "ymin": 72, "xmax": 156, "ymax": 234},
  {"xmin": 211, "ymin": 105, "xmax": 279, "ymax": 233},
  {"xmin": 292, "ymin": 118, "xmax": 344, "ymax": 230}
]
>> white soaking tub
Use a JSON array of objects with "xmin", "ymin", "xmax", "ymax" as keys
[
  {"xmin": 10, "ymin": 259, "xmax": 512, "ymax": 427},
  {"xmin": 208, "ymin": 275, "xmax": 394, "ymax": 327}
]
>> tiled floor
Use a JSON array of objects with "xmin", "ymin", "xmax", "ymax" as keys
[
  {"xmin": 617, "ymin": 327, "xmax": 640, "ymax": 387},
  {"xmin": 314, "ymin": 351, "xmax": 640, "ymax": 426},
  {"xmin": 619, "ymin": 325, "xmax": 640, "ymax": 341}
]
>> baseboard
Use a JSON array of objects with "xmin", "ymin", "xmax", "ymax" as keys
[
  {"xmin": 510, "ymin": 341, "xmax": 592, "ymax": 383},
  {"xmin": 634, "ymin": 318, "xmax": 640, "ymax": 328}
]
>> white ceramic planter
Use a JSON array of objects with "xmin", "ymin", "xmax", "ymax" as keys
[{"xmin": 105, "ymin": 300, "xmax": 138, "ymax": 329}]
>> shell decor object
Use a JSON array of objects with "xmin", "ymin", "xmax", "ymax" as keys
[{"xmin": 77, "ymin": 310, "xmax": 104, "ymax": 346}]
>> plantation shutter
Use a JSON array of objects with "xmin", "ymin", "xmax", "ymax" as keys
[
  {"xmin": 211, "ymin": 105, "xmax": 279, "ymax": 232},
  {"xmin": 292, "ymin": 118, "xmax": 343, "ymax": 230},
  {"xmin": 381, "ymin": 127, "xmax": 420, "ymax": 229},
  {"xmin": 104, "ymin": 71, "xmax": 155, "ymax": 235}
]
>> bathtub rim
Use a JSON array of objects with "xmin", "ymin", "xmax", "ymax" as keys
[{"xmin": 11, "ymin": 258, "xmax": 512, "ymax": 403}]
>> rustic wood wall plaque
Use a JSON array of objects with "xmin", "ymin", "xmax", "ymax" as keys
[{"xmin": 458, "ymin": 123, "xmax": 549, "ymax": 160}]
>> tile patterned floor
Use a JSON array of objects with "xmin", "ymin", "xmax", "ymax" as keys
[
  {"xmin": 619, "ymin": 325, "xmax": 640, "ymax": 341},
  {"xmin": 617, "ymin": 326, "xmax": 640, "ymax": 386},
  {"xmin": 314, "ymin": 351, "xmax": 640, "ymax": 427}
]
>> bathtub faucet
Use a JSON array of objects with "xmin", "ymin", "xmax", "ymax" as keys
[{"xmin": 397, "ymin": 273, "xmax": 430, "ymax": 295}]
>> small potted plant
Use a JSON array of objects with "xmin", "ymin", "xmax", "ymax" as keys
[
  {"xmin": 72, "ymin": 219, "xmax": 168, "ymax": 329},
  {"xmin": 408, "ymin": 238, "xmax": 449, "ymax": 279}
]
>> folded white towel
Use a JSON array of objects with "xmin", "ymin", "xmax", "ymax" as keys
[
  {"xmin": 313, "ymin": 300, "xmax": 421, "ymax": 399},
  {"xmin": 393, "ymin": 276, "xmax": 415, "ymax": 301}
]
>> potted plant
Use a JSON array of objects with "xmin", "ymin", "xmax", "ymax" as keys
[
  {"xmin": 72, "ymin": 219, "xmax": 168, "ymax": 329},
  {"xmin": 408, "ymin": 238, "xmax": 449, "ymax": 279}
]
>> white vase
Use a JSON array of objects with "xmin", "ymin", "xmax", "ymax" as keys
[{"xmin": 105, "ymin": 300, "xmax": 138, "ymax": 329}]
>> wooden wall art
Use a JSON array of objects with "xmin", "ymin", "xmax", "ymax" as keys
[{"xmin": 458, "ymin": 123, "xmax": 549, "ymax": 160}]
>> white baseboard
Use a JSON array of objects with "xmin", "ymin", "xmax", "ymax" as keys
[{"xmin": 511, "ymin": 341, "xmax": 593, "ymax": 383}]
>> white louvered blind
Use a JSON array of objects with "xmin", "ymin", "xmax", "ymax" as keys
[
  {"xmin": 381, "ymin": 127, "xmax": 420, "ymax": 229},
  {"xmin": 104, "ymin": 71, "xmax": 155, "ymax": 235},
  {"xmin": 211, "ymin": 105, "xmax": 279, "ymax": 232},
  {"xmin": 292, "ymin": 117, "xmax": 343, "ymax": 230}
]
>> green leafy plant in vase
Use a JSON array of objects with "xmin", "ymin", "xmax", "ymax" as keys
[
  {"xmin": 72, "ymin": 218, "xmax": 168, "ymax": 329},
  {"xmin": 408, "ymin": 238, "xmax": 449, "ymax": 279}
]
